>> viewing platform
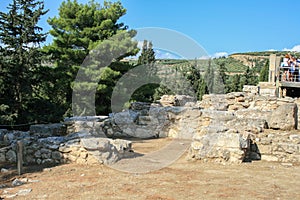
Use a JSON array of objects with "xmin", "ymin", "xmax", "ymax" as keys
[{"xmin": 260, "ymin": 54, "xmax": 300, "ymax": 98}]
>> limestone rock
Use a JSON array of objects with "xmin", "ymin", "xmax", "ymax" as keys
[
  {"xmin": 12, "ymin": 178, "xmax": 24, "ymax": 186},
  {"xmin": 189, "ymin": 131, "xmax": 244, "ymax": 163},
  {"xmin": 174, "ymin": 95, "xmax": 196, "ymax": 106},
  {"xmin": 17, "ymin": 188, "xmax": 32, "ymax": 196},
  {"xmin": 159, "ymin": 95, "xmax": 176, "ymax": 106},
  {"xmin": 268, "ymin": 103, "xmax": 297, "ymax": 130},
  {"xmin": 159, "ymin": 95, "xmax": 196, "ymax": 107},
  {"xmin": 80, "ymin": 137, "xmax": 132, "ymax": 164},
  {"xmin": 111, "ymin": 110, "xmax": 139, "ymax": 125}
]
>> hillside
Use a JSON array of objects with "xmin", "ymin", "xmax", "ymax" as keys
[
  {"xmin": 229, "ymin": 54, "xmax": 268, "ymax": 68},
  {"xmin": 229, "ymin": 51, "xmax": 300, "ymax": 68}
]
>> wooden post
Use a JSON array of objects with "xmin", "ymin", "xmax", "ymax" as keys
[{"xmin": 17, "ymin": 141, "xmax": 23, "ymax": 175}]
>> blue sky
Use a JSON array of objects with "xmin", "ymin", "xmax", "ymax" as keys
[{"xmin": 1, "ymin": 0, "xmax": 300, "ymax": 58}]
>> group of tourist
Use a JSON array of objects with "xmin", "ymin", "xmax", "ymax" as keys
[{"xmin": 280, "ymin": 53, "xmax": 300, "ymax": 81}]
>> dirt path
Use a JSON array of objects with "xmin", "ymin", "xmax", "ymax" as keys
[
  {"xmin": 110, "ymin": 139, "xmax": 191, "ymax": 173},
  {"xmin": 1, "ymin": 138, "xmax": 300, "ymax": 200}
]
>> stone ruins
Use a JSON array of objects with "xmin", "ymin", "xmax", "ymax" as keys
[{"xmin": 1, "ymin": 85, "xmax": 300, "ymax": 166}]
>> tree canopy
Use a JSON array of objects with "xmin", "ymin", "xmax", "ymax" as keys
[
  {"xmin": 0, "ymin": 0, "xmax": 48, "ymax": 125},
  {"xmin": 45, "ymin": 0, "xmax": 139, "ymax": 116}
]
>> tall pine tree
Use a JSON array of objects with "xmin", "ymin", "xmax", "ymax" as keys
[
  {"xmin": 204, "ymin": 59, "xmax": 214, "ymax": 93},
  {"xmin": 44, "ymin": 0, "xmax": 139, "ymax": 115},
  {"xmin": 131, "ymin": 40, "xmax": 158, "ymax": 103},
  {"xmin": 0, "ymin": 0, "xmax": 48, "ymax": 125}
]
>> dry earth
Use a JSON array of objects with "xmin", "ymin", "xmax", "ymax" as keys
[{"xmin": 1, "ymin": 138, "xmax": 300, "ymax": 200}]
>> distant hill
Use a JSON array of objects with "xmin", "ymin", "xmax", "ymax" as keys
[
  {"xmin": 127, "ymin": 51, "xmax": 299, "ymax": 77},
  {"xmin": 229, "ymin": 51, "xmax": 300, "ymax": 68}
]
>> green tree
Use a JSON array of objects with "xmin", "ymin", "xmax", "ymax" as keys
[
  {"xmin": 260, "ymin": 60, "xmax": 269, "ymax": 82},
  {"xmin": 198, "ymin": 77, "xmax": 209, "ymax": 100},
  {"xmin": 132, "ymin": 40, "xmax": 158, "ymax": 103},
  {"xmin": 226, "ymin": 74, "xmax": 242, "ymax": 92},
  {"xmin": 213, "ymin": 61, "xmax": 226, "ymax": 94},
  {"xmin": 184, "ymin": 61, "xmax": 208, "ymax": 100},
  {"xmin": 0, "ymin": 0, "xmax": 48, "ymax": 124},
  {"xmin": 243, "ymin": 66, "xmax": 258, "ymax": 86},
  {"xmin": 204, "ymin": 59, "xmax": 214, "ymax": 93},
  {"xmin": 44, "ymin": 0, "xmax": 138, "ymax": 115},
  {"xmin": 138, "ymin": 40, "xmax": 155, "ymax": 65}
]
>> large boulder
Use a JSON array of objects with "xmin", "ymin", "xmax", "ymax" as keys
[
  {"xmin": 189, "ymin": 131, "xmax": 244, "ymax": 163},
  {"xmin": 80, "ymin": 137, "xmax": 132, "ymax": 164},
  {"xmin": 159, "ymin": 95, "xmax": 196, "ymax": 107},
  {"xmin": 174, "ymin": 95, "xmax": 196, "ymax": 106},
  {"xmin": 267, "ymin": 103, "xmax": 298, "ymax": 130},
  {"xmin": 166, "ymin": 107, "xmax": 201, "ymax": 139}
]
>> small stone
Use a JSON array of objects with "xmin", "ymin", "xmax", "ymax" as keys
[
  {"xmin": 20, "ymin": 178, "xmax": 28, "ymax": 182},
  {"xmin": 17, "ymin": 188, "xmax": 32, "ymax": 196},
  {"xmin": 12, "ymin": 178, "xmax": 24, "ymax": 186},
  {"xmin": 34, "ymin": 150, "xmax": 42, "ymax": 158},
  {"xmin": 0, "ymin": 184, "xmax": 7, "ymax": 188},
  {"xmin": 4, "ymin": 194, "xmax": 17, "ymax": 198},
  {"xmin": 51, "ymin": 151, "xmax": 62, "ymax": 160},
  {"xmin": 281, "ymin": 163, "xmax": 293, "ymax": 167},
  {"xmin": 1, "ymin": 168, "xmax": 9, "ymax": 173},
  {"xmin": 43, "ymin": 168, "xmax": 52, "ymax": 172},
  {"xmin": 42, "ymin": 159, "xmax": 54, "ymax": 164},
  {"xmin": 28, "ymin": 179, "xmax": 40, "ymax": 183}
]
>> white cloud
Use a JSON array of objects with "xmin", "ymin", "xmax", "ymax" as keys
[
  {"xmin": 282, "ymin": 45, "xmax": 300, "ymax": 52},
  {"xmin": 154, "ymin": 49, "xmax": 182, "ymax": 59},
  {"xmin": 212, "ymin": 52, "xmax": 228, "ymax": 58},
  {"xmin": 198, "ymin": 52, "xmax": 228, "ymax": 60}
]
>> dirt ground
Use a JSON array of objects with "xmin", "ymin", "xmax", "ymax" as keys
[{"xmin": 1, "ymin": 138, "xmax": 300, "ymax": 200}]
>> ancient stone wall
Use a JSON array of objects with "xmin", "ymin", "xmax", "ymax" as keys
[
  {"xmin": 1, "ymin": 93, "xmax": 300, "ymax": 166},
  {"xmin": 0, "ymin": 120, "xmax": 132, "ymax": 165}
]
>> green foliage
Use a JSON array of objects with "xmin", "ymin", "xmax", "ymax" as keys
[
  {"xmin": 45, "ymin": 0, "xmax": 138, "ymax": 116},
  {"xmin": 0, "ymin": 104, "xmax": 17, "ymax": 124},
  {"xmin": 0, "ymin": 0, "xmax": 48, "ymax": 124},
  {"xmin": 184, "ymin": 61, "xmax": 208, "ymax": 100},
  {"xmin": 130, "ymin": 40, "xmax": 159, "ymax": 103},
  {"xmin": 243, "ymin": 66, "xmax": 259, "ymax": 86},
  {"xmin": 260, "ymin": 60, "xmax": 269, "ymax": 82},
  {"xmin": 138, "ymin": 40, "xmax": 155, "ymax": 65},
  {"xmin": 204, "ymin": 59, "xmax": 214, "ymax": 93},
  {"xmin": 226, "ymin": 74, "xmax": 242, "ymax": 92}
]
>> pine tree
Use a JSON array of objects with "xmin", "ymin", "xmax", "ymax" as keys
[
  {"xmin": 243, "ymin": 66, "xmax": 258, "ymax": 86},
  {"xmin": 138, "ymin": 40, "xmax": 155, "ymax": 65},
  {"xmin": 227, "ymin": 74, "xmax": 241, "ymax": 92},
  {"xmin": 204, "ymin": 59, "xmax": 214, "ymax": 93},
  {"xmin": 198, "ymin": 77, "xmax": 209, "ymax": 100},
  {"xmin": 44, "ymin": 0, "xmax": 138, "ymax": 116},
  {"xmin": 260, "ymin": 60, "xmax": 269, "ymax": 82},
  {"xmin": 132, "ymin": 40, "xmax": 158, "ymax": 103},
  {"xmin": 0, "ymin": 0, "xmax": 48, "ymax": 124}
]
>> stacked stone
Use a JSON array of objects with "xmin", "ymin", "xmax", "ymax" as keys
[
  {"xmin": 257, "ymin": 131, "xmax": 300, "ymax": 162},
  {"xmin": 189, "ymin": 92, "xmax": 299, "ymax": 163},
  {"xmin": 0, "ymin": 121, "xmax": 133, "ymax": 165}
]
